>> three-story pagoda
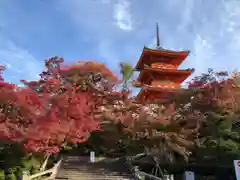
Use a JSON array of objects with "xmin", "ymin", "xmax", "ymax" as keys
[{"xmin": 133, "ymin": 24, "xmax": 194, "ymax": 103}]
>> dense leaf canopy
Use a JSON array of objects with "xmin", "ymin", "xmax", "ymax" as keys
[{"xmin": 0, "ymin": 58, "xmax": 239, "ymax": 172}]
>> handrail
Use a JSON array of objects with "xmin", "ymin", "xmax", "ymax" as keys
[
  {"xmin": 125, "ymin": 153, "xmax": 163, "ymax": 180},
  {"xmin": 22, "ymin": 158, "xmax": 62, "ymax": 180}
]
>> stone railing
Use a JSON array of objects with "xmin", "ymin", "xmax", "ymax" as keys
[
  {"xmin": 22, "ymin": 158, "xmax": 62, "ymax": 180},
  {"xmin": 125, "ymin": 153, "xmax": 163, "ymax": 180}
]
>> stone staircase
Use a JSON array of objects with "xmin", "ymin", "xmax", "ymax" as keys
[{"xmin": 55, "ymin": 156, "xmax": 135, "ymax": 180}]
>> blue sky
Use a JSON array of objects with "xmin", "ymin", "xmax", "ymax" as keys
[{"xmin": 1, "ymin": 0, "xmax": 240, "ymax": 89}]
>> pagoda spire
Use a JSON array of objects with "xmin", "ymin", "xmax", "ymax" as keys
[{"xmin": 156, "ymin": 22, "xmax": 160, "ymax": 49}]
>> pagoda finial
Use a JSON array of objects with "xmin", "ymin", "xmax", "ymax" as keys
[{"xmin": 156, "ymin": 22, "xmax": 160, "ymax": 49}]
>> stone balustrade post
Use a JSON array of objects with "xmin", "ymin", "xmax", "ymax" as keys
[
  {"xmin": 22, "ymin": 171, "xmax": 29, "ymax": 180},
  {"xmin": 183, "ymin": 171, "xmax": 195, "ymax": 180}
]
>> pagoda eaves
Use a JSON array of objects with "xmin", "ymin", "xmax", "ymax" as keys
[
  {"xmin": 135, "ymin": 47, "xmax": 190, "ymax": 71},
  {"xmin": 136, "ymin": 67, "xmax": 194, "ymax": 85}
]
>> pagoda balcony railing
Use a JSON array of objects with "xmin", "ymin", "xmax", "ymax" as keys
[
  {"xmin": 144, "ymin": 63, "xmax": 177, "ymax": 69},
  {"xmin": 143, "ymin": 64, "xmax": 195, "ymax": 72},
  {"xmin": 151, "ymin": 81, "xmax": 180, "ymax": 89}
]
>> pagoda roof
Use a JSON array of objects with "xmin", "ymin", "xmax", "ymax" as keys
[
  {"xmin": 137, "ymin": 68, "xmax": 194, "ymax": 84},
  {"xmin": 135, "ymin": 47, "xmax": 190, "ymax": 70}
]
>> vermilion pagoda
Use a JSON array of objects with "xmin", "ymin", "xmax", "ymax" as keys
[{"xmin": 133, "ymin": 24, "xmax": 194, "ymax": 103}]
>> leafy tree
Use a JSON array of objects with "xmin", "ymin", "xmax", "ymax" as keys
[
  {"xmin": 0, "ymin": 62, "xmax": 99, "ymax": 156},
  {"xmin": 0, "ymin": 57, "xmax": 126, "ymax": 178},
  {"xmin": 95, "ymin": 87, "xmax": 202, "ymax": 163},
  {"xmin": 2, "ymin": 58, "xmax": 225, "ymax": 178},
  {"xmin": 178, "ymin": 69, "xmax": 240, "ymax": 179},
  {"xmin": 120, "ymin": 62, "xmax": 134, "ymax": 90}
]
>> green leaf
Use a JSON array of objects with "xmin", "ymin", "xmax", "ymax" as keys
[
  {"xmin": 0, "ymin": 170, "xmax": 4, "ymax": 179},
  {"xmin": 120, "ymin": 63, "xmax": 134, "ymax": 82},
  {"xmin": 156, "ymin": 125, "xmax": 169, "ymax": 132},
  {"xmin": 63, "ymin": 145, "xmax": 73, "ymax": 151}
]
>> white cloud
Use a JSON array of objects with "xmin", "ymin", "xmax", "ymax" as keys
[
  {"xmin": 113, "ymin": 0, "xmax": 133, "ymax": 31},
  {"xmin": 191, "ymin": 35, "xmax": 215, "ymax": 71},
  {"xmin": 2, "ymin": 0, "xmax": 240, "ymax": 89},
  {"xmin": 0, "ymin": 37, "xmax": 44, "ymax": 84},
  {"xmin": 172, "ymin": 0, "xmax": 240, "ymax": 77},
  {"xmin": 54, "ymin": 0, "xmax": 135, "ymax": 74},
  {"xmin": 177, "ymin": 0, "xmax": 195, "ymax": 31},
  {"xmin": 221, "ymin": 0, "xmax": 240, "ymax": 52}
]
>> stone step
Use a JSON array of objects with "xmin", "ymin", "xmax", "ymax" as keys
[
  {"xmin": 55, "ymin": 156, "xmax": 134, "ymax": 180},
  {"xmin": 57, "ymin": 172, "xmax": 130, "ymax": 177},
  {"xmin": 56, "ymin": 178, "xmax": 131, "ymax": 180},
  {"xmin": 59, "ymin": 172, "xmax": 132, "ymax": 176},
  {"xmin": 56, "ymin": 176, "xmax": 133, "ymax": 179},
  {"xmin": 56, "ymin": 175, "xmax": 133, "ymax": 180},
  {"xmin": 56, "ymin": 173, "xmax": 133, "ymax": 179},
  {"xmin": 56, "ymin": 176, "xmax": 131, "ymax": 179}
]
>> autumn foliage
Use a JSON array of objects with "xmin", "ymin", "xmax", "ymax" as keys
[
  {"xmin": 0, "ymin": 58, "xmax": 108, "ymax": 155},
  {"xmin": 0, "ymin": 57, "xmax": 206, "ymax": 160},
  {"xmin": 1, "ymin": 56, "xmax": 240, "ymax": 173}
]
